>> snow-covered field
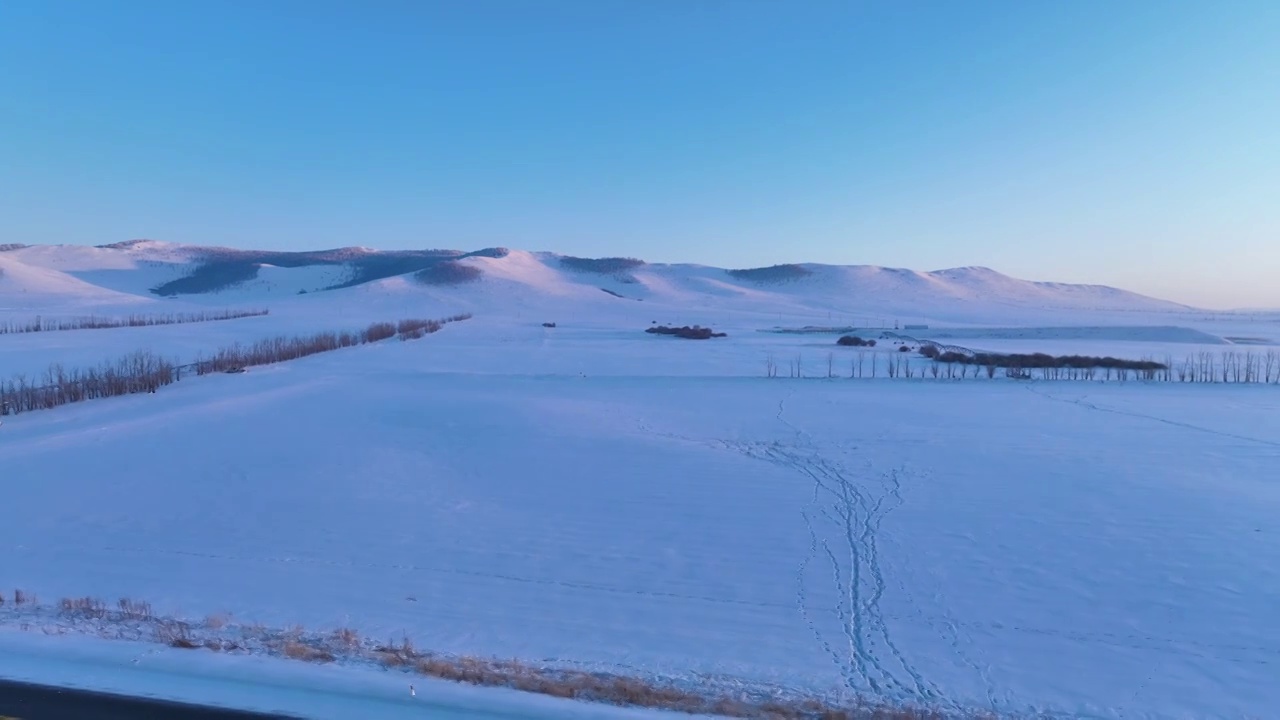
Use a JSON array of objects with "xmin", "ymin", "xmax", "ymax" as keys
[{"xmin": 2, "ymin": 243, "xmax": 1278, "ymax": 718}]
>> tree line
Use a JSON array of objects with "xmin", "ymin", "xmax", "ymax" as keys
[
  {"xmin": 645, "ymin": 325, "xmax": 727, "ymax": 340},
  {"xmin": 0, "ymin": 309, "xmax": 269, "ymax": 335},
  {"xmin": 0, "ymin": 314, "xmax": 472, "ymax": 416},
  {"xmin": 773, "ymin": 346, "xmax": 1280, "ymax": 384}
]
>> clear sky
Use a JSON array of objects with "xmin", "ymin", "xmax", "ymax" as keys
[{"xmin": 1, "ymin": 1, "xmax": 1277, "ymax": 308}]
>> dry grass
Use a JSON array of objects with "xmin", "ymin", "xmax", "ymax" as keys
[
  {"xmin": 333, "ymin": 627, "xmax": 360, "ymax": 650},
  {"xmin": 282, "ymin": 641, "xmax": 336, "ymax": 663},
  {"xmin": 3, "ymin": 588, "xmax": 971, "ymax": 719},
  {"xmin": 58, "ymin": 596, "xmax": 108, "ymax": 619},
  {"xmin": 154, "ymin": 620, "xmax": 198, "ymax": 649},
  {"xmin": 398, "ymin": 653, "xmax": 951, "ymax": 719},
  {"xmin": 118, "ymin": 597, "xmax": 153, "ymax": 620}
]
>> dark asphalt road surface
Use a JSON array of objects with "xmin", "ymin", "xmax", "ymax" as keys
[{"xmin": 0, "ymin": 678, "xmax": 302, "ymax": 720}]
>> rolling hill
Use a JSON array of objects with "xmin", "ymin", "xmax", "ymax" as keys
[{"xmin": 0, "ymin": 242, "xmax": 1193, "ymax": 327}]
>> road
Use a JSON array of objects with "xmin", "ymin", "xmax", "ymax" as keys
[{"xmin": 0, "ymin": 678, "xmax": 300, "ymax": 720}]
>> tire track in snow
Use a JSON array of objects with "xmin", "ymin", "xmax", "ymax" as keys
[
  {"xmin": 722, "ymin": 389, "xmax": 939, "ymax": 704},
  {"xmin": 775, "ymin": 391, "xmax": 936, "ymax": 702},
  {"xmin": 797, "ymin": 510, "xmax": 858, "ymax": 689},
  {"xmin": 811, "ymin": 456, "xmax": 938, "ymax": 702}
]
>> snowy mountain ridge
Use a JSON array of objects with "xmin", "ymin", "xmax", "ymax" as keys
[{"xmin": 0, "ymin": 242, "xmax": 1192, "ymax": 324}]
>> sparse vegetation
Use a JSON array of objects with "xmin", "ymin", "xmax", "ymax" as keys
[
  {"xmin": 413, "ymin": 260, "xmax": 482, "ymax": 285},
  {"xmin": 1, "ymin": 351, "xmax": 177, "ymax": 415},
  {"xmin": 193, "ymin": 314, "xmax": 470, "ymax": 375},
  {"xmin": 0, "ymin": 309, "xmax": 268, "ymax": 336},
  {"xmin": 774, "ymin": 345, "xmax": 1280, "ymax": 385},
  {"xmin": 149, "ymin": 247, "xmax": 470, "ymax": 296},
  {"xmin": 3, "ymin": 590, "xmax": 959, "ymax": 720},
  {"xmin": 559, "ymin": 256, "xmax": 645, "ymax": 274},
  {"xmin": 727, "ymin": 264, "xmax": 813, "ymax": 283},
  {"xmin": 0, "ymin": 314, "xmax": 472, "ymax": 416},
  {"xmin": 836, "ymin": 336, "xmax": 876, "ymax": 347},
  {"xmin": 645, "ymin": 325, "xmax": 727, "ymax": 340}
]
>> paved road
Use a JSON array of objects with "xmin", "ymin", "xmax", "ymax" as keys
[{"xmin": 0, "ymin": 678, "xmax": 300, "ymax": 720}]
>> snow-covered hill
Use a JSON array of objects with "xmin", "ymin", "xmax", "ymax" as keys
[
  {"xmin": 3, "ymin": 241, "xmax": 1280, "ymax": 719},
  {"xmin": 0, "ymin": 242, "xmax": 1193, "ymax": 326}
]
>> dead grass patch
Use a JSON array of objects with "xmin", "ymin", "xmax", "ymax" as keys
[
  {"xmin": 1, "ymin": 587, "xmax": 974, "ymax": 719},
  {"xmin": 282, "ymin": 641, "xmax": 336, "ymax": 663},
  {"xmin": 58, "ymin": 596, "xmax": 108, "ymax": 619},
  {"xmin": 154, "ymin": 620, "xmax": 198, "ymax": 649},
  {"xmin": 118, "ymin": 597, "xmax": 153, "ymax": 620}
]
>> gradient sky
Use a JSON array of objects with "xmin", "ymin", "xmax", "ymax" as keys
[{"xmin": 2, "ymin": 1, "xmax": 1277, "ymax": 308}]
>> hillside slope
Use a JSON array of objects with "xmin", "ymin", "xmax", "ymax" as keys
[{"xmin": 0, "ymin": 243, "xmax": 1193, "ymax": 326}]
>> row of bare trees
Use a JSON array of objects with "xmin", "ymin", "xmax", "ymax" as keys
[
  {"xmin": 0, "ymin": 309, "xmax": 269, "ymax": 335},
  {"xmin": 770, "ymin": 349, "xmax": 1280, "ymax": 384},
  {"xmin": 1, "ymin": 314, "xmax": 472, "ymax": 416},
  {"xmin": 1175, "ymin": 350, "xmax": 1280, "ymax": 384},
  {"xmin": 1, "ymin": 352, "xmax": 177, "ymax": 415},
  {"xmin": 194, "ymin": 314, "xmax": 471, "ymax": 374}
]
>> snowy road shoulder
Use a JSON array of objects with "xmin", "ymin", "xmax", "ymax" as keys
[{"xmin": 0, "ymin": 632, "xmax": 689, "ymax": 720}]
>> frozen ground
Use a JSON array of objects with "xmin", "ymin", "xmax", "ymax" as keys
[
  {"xmin": 0, "ymin": 631, "xmax": 687, "ymax": 720},
  {"xmin": 1, "ymin": 243, "xmax": 1278, "ymax": 718}
]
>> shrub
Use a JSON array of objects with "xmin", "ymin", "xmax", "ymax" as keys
[
  {"xmin": 837, "ymin": 335, "xmax": 872, "ymax": 347},
  {"xmin": 360, "ymin": 322, "xmax": 395, "ymax": 343},
  {"xmin": 645, "ymin": 325, "xmax": 727, "ymax": 340},
  {"xmin": 931, "ymin": 350, "xmax": 1168, "ymax": 373},
  {"xmin": 898, "ymin": 345, "xmax": 911, "ymax": 352}
]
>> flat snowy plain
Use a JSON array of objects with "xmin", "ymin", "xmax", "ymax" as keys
[{"xmin": 1, "ymin": 245, "xmax": 1278, "ymax": 719}]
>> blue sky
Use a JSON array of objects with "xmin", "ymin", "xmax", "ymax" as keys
[{"xmin": 1, "ymin": 1, "xmax": 1277, "ymax": 308}]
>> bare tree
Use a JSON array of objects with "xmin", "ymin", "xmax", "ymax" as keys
[
  {"xmin": 3, "ymin": 314, "xmax": 470, "ymax": 416},
  {"xmin": 0, "ymin": 309, "xmax": 269, "ymax": 335}
]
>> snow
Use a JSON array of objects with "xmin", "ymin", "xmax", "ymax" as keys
[
  {"xmin": 1, "ymin": 242, "xmax": 1279, "ymax": 718},
  {"xmin": 0, "ymin": 632, "xmax": 689, "ymax": 720},
  {"xmin": 0, "ymin": 254, "xmax": 153, "ymax": 311}
]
